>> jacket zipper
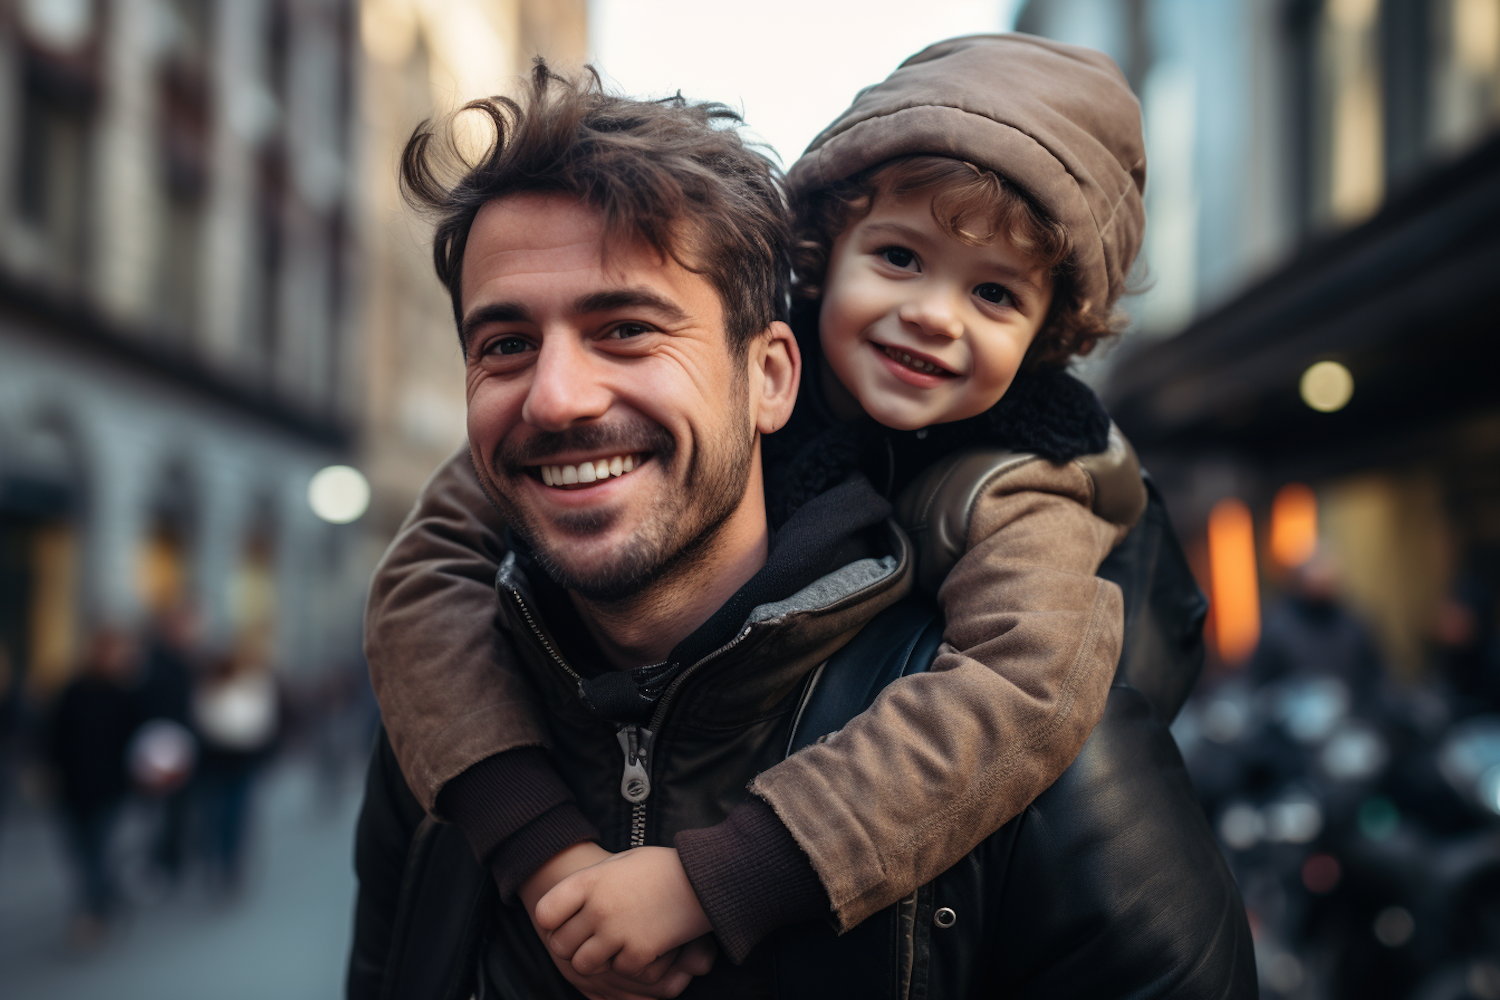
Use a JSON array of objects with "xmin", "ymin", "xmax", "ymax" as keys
[
  {"xmin": 504, "ymin": 585, "xmax": 583, "ymax": 687},
  {"xmin": 508, "ymin": 581, "xmax": 759, "ymax": 850},
  {"xmin": 623, "ymin": 624, "xmax": 755, "ymax": 847}
]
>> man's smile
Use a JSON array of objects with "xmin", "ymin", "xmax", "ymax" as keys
[{"xmin": 530, "ymin": 452, "xmax": 651, "ymax": 489}]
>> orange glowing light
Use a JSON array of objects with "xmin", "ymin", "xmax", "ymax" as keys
[
  {"xmin": 1270, "ymin": 483, "xmax": 1319, "ymax": 568},
  {"xmin": 1208, "ymin": 498, "xmax": 1262, "ymax": 665}
]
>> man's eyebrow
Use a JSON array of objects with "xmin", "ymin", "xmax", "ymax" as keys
[
  {"xmin": 460, "ymin": 302, "xmax": 534, "ymax": 347},
  {"xmin": 574, "ymin": 287, "xmax": 688, "ymax": 324}
]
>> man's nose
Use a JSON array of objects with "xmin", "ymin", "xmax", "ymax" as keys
[
  {"xmin": 898, "ymin": 290, "xmax": 964, "ymax": 339},
  {"xmin": 520, "ymin": 337, "xmax": 612, "ymax": 431}
]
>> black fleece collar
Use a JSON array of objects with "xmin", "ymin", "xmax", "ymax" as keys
[{"xmin": 764, "ymin": 318, "xmax": 1111, "ymax": 525}]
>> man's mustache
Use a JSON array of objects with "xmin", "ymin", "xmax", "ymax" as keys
[{"xmin": 496, "ymin": 418, "xmax": 677, "ymax": 475}]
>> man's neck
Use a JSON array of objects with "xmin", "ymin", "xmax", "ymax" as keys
[{"xmin": 570, "ymin": 469, "xmax": 771, "ymax": 670}]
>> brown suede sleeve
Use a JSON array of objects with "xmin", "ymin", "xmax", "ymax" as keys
[
  {"xmin": 365, "ymin": 445, "xmax": 550, "ymax": 813},
  {"xmin": 748, "ymin": 458, "xmax": 1127, "ymax": 932}
]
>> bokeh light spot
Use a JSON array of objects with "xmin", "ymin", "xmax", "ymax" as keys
[
  {"xmin": 1373, "ymin": 906, "xmax": 1415, "ymax": 947},
  {"xmin": 1300, "ymin": 361, "xmax": 1354, "ymax": 412},
  {"xmin": 1302, "ymin": 853, "xmax": 1341, "ymax": 893},
  {"xmin": 309, "ymin": 465, "xmax": 371, "ymax": 524},
  {"xmin": 1357, "ymin": 796, "xmax": 1399, "ymax": 840}
]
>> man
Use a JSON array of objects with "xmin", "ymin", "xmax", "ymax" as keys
[{"xmin": 350, "ymin": 66, "xmax": 1252, "ymax": 1000}]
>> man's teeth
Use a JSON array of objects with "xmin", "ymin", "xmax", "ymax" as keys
[
  {"xmin": 884, "ymin": 346, "xmax": 946, "ymax": 375},
  {"xmin": 539, "ymin": 454, "xmax": 638, "ymax": 487}
]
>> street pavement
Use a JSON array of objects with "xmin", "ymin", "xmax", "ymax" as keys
[{"xmin": 0, "ymin": 756, "xmax": 364, "ymax": 1000}]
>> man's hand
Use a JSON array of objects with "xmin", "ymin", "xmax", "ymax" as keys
[
  {"xmin": 520, "ymin": 842, "xmax": 713, "ymax": 999},
  {"xmin": 535, "ymin": 846, "xmax": 715, "ymax": 979}
]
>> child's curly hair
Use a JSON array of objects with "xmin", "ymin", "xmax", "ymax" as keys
[{"xmin": 790, "ymin": 156, "xmax": 1124, "ymax": 367}]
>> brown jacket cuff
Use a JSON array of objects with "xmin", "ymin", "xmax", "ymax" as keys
[
  {"xmin": 675, "ymin": 797, "xmax": 830, "ymax": 964},
  {"xmin": 439, "ymin": 747, "xmax": 600, "ymax": 902}
]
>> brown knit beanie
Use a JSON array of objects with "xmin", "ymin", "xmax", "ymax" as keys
[{"xmin": 787, "ymin": 33, "xmax": 1147, "ymax": 324}]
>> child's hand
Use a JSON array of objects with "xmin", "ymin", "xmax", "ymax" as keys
[
  {"xmin": 545, "ymin": 937, "xmax": 715, "ymax": 1000},
  {"xmin": 534, "ymin": 846, "xmax": 715, "ymax": 978}
]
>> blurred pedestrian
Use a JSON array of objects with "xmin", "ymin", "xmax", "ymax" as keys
[
  {"xmin": 191, "ymin": 649, "xmax": 279, "ymax": 895},
  {"xmin": 135, "ymin": 605, "xmax": 201, "ymax": 887},
  {"xmin": 1432, "ymin": 576, "xmax": 1500, "ymax": 715},
  {"xmin": 1251, "ymin": 552, "xmax": 1385, "ymax": 704},
  {"xmin": 47, "ymin": 630, "xmax": 143, "ymax": 942}
]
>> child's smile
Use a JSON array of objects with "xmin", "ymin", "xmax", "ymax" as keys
[{"xmin": 818, "ymin": 190, "xmax": 1054, "ymax": 431}]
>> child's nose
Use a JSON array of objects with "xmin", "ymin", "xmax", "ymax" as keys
[{"xmin": 898, "ymin": 294, "xmax": 964, "ymax": 340}]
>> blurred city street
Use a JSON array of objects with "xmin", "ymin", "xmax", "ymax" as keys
[
  {"xmin": 0, "ymin": 0, "xmax": 1497, "ymax": 997},
  {"xmin": 0, "ymin": 755, "xmax": 361, "ymax": 1000}
]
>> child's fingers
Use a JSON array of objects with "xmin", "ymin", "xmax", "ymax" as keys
[
  {"xmin": 620, "ymin": 947, "xmax": 678, "ymax": 986},
  {"xmin": 571, "ymin": 934, "xmax": 623, "ymax": 977},
  {"xmin": 534, "ymin": 876, "xmax": 588, "ymax": 931},
  {"xmin": 546, "ymin": 913, "xmax": 594, "ymax": 962},
  {"xmin": 611, "ymin": 940, "xmax": 667, "ymax": 979},
  {"xmin": 676, "ymin": 935, "xmax": 716, "ymax": 976},
  {"xmin": 654, "ymin": 967, "xmax": 693, "ymax": 998}
]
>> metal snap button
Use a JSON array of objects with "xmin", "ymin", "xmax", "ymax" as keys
[{"xmin": 933, "ymin": 906, "xmax": 957, "ymax": 929}]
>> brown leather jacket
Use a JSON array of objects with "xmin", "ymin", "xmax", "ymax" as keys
[{"xmin": 365, "ymin": 434, "xmax": 1145, "ymax": 932}]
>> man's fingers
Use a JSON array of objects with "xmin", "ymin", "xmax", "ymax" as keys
[
  {"xmin": 676, "ymin": 935, "xmax": 717, "ymax": 976},
  {"xmin": 534, "ymin": 876, "xmax": 587, "ymax": 932}
]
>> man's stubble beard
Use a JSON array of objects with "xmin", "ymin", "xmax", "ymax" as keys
[{"xmin": 481, "ymin": 384, "xmax": 756, "ymax": 605}]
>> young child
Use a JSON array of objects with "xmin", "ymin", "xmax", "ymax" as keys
[{"xmin": 367, "ymin": 33, "xmax": 1148, "ymax": 994}]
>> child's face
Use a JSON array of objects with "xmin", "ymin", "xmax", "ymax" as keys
[{"xmin": 818, "ymin": 189, "xmax": 1054, "ymax": 430}]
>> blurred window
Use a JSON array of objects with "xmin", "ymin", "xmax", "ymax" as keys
[
  {"xmin": 1432, "ymin": 0, "xmax": 1500, "ymax": 152},
  {"xmin": 154, "ymin": 0, "xmax": 213, "ymax": 338},
  {"xmin": 1317, "ymin": 0, "xmax": 1386, "ymax": 225},
  {"xmin": 12, "ymin": 32, "xmax": 99, "ymax": 284}
]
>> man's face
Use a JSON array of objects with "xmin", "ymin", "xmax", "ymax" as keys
[
  {"xmin": 818, "ymin": 189, "xmax": 1054, "ymax": 430},
  {"xmin": 461, "ymin": 193, "xmax": 759, "ymax": 601}
]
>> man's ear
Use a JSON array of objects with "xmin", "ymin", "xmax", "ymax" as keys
[{"xmin": 748, "ymin": 321, "xmax": 800, "ymax": 435}]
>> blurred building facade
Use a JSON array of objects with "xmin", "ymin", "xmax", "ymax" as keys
[
  {"xmin": 0, "ymin": 0, "xmax": 590, "ymax": 705},
  {"xmin": 0, "ymin": 0, "xmax": 364, "ymax": 697},
  {"xmin": 1018, "ymin": 0, "xmax": 1500, "ymax": 677}
]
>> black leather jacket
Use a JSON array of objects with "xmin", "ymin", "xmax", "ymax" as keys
[{"xmin": 348, "ymin": 486, "xmax": 1254, "ymax": 1000}]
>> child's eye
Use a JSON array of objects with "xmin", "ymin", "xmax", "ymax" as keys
[
  {"xmin": 878, "ymin": 247, "xmax": 918, "ymax": 270},
  {"xmin": 974, "ymin": 283, "xmax": 1014, "ymax": 307}
]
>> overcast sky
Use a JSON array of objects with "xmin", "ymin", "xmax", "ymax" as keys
[{"xmin": 588, "ymin": 0, "xmax": 1021, "ymax": 170}]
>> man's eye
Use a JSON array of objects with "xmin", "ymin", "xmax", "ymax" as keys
[
  {"xmin": 607, "ymin": 322, "xmax": 652, "ymax": 340},
  {"xmin": 974, "ymin": 283, "xmax": 1013, "ymax": 306},
  {"xmin": 879, "ymin": 247, "xmax": 918, "ymax": 270},
  {"xmin": 491, "ymin": 336, "xmax": 532, "ymax": 356}
]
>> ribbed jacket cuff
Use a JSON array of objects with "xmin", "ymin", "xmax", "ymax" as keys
[
  {"xmin": 439, "ymin": 748, "xmax": 600, "ymax": 902},
  {"xmin": 675, "ymin": 797, "xmax": 830, "ymax": 964}
]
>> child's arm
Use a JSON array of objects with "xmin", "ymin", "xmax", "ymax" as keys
[
  {"xmin": 366, "ymin": 445, "xmax": 543, "ymax": 809},
  {"xmin": 677, "ymin": 450, "xmax": 1138, "ymax": 955},
  {"xmin": 365, "ymin": 447, "xmax": 601, "ymax": 898}
]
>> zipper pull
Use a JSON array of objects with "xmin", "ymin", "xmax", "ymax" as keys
[{"xmin": 615, "ymin": 725, "xmax": 655, "ymax": 804}]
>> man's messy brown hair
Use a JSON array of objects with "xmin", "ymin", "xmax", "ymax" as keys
[
  {"xmin": 791, "ymin": 156, "xmax": 1122, "ymax": 366},
  {"xmin": 400, "ymin": 62, "xmax": 790, "ymax": 355}
]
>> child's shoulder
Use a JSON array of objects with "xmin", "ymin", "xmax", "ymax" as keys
[{"xmin": 893, "ymin": 423, "xmax": 1146, "ymax": 595}]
